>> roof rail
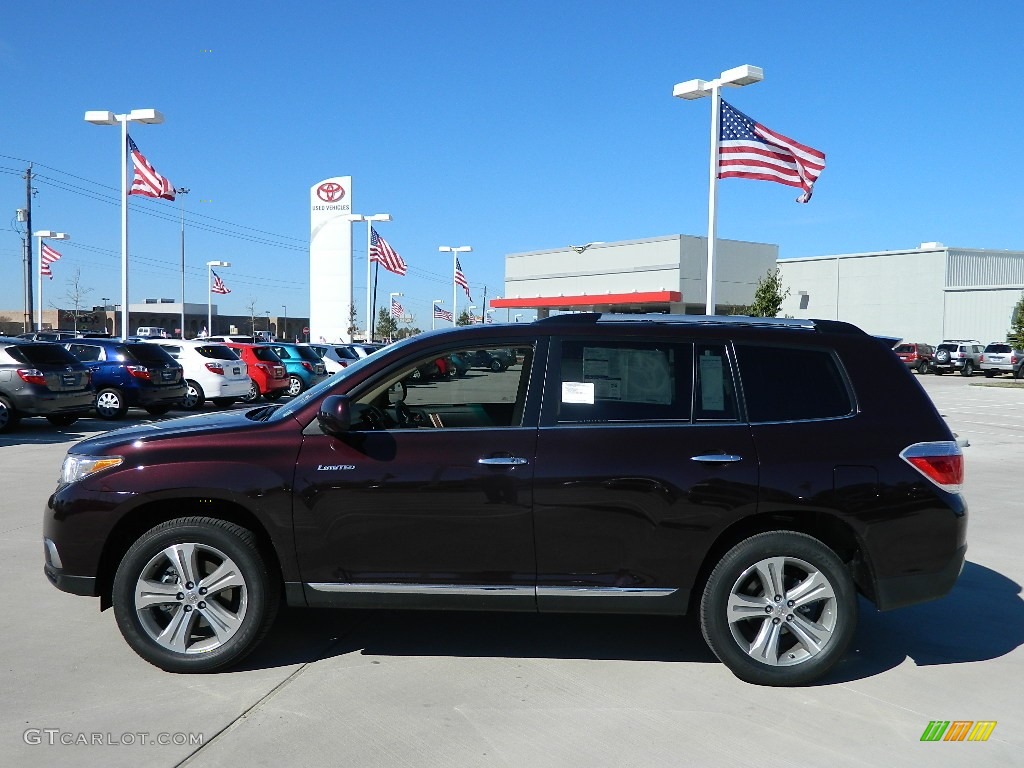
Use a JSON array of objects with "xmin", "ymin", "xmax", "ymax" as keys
[{"xmin": 536, "ymin": 312, "xmax": 816, "ymax": 329}]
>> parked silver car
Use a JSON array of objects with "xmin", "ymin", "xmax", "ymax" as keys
[
  {"xmin": 932, "ymin": 340, "xmax": 984, "ymax": 376},
  {"xmin": 980, "ymin": 342, "xmax": 1024, "ymax": 378}
]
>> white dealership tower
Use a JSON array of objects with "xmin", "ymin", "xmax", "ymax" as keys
[{"xmin": 309, "ymin": 176, "xmax": 354, "ymax": 342}]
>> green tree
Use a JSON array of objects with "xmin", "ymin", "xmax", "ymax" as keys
[
  {"xmin": 1008, "ymin": 291, "xmax": 1024, "ymax": 348},
  {"xmin": 456, "ymin": 310, "xmax": 473, "ymax": 326},
  {"xmin": 744, "ymin": 268, "xmax": 791, "ymax": 318},
  {"xmin": 347, "ymin": 304, "xmax": 360, "ymax": 340},
  {"xmin": 376, "ymin": 307, "xmax": 397, "ymax": 341}
]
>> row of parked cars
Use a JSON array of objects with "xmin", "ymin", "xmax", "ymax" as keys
[
  {"xmin": 0, "ymin": 333, "xmax": 363, "ymax": 433},
  {"xmin": 894, "ymin": 339, "xmax": 1024, "ymax": 377}
]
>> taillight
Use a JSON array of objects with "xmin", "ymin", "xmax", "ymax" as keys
[
  {"xmin": 127, "ymin": 365, "xmax": 151, "ymax": 381},
  {"xmin": 205, "ymin": 362, "xmax": 225, "ymax": 375},
  {"xmin": 900, "ymin": 441, "xmax": 964, "ymax": 494},
  {"xmin": 979, "ymin": 354, "xmax": 985, "ymax": 362},
  {"xmin": 300, "ymin": 361, "xmax": 313, "ymax": 372},
  {"xmin": 255, "ymin": 363, "xmax": 270, "ymax": 372},
  {"xmin": 1013, "ymin": 355, "xmax": 1019, "ymax": 365},
  {"xmin": 16, "ymin": 368, "xmax": 47, "ymax": 386},
  {"xmin": 274, "ymin": 366, "xmax": 285, "ymax": 378}
]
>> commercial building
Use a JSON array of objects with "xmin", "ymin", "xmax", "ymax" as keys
[
  {"xmin": 777, "ymin": 243, "xmax": 1024, "ymax": 343},
  {"xmin": 494, "ymin": 236, "xmax": 1024, "ymax": 345},
  {"xmin": 491, "ymin": 235, "xmax": 778, "ymax": 316}
]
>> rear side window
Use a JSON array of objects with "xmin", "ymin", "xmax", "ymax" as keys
[
  {"xmin": 252, "ymin": 346, "xmax": 282, "ymax": 363},
  {"xmin": 294, "ymin": 346, "xmax": 323, "ymax": 363},
  {"xmin": 335, "ymin": 346, "xmax": 360, "ymax": 360},
  {"xmin": 125, "ymin": 344, "xmax": 177, "ymax": 366},
  {"xmin": 736, "ymin": 345, "xmax": 853, "ymax": 423},
  {"xmin": 196, "ymin": 345, "xmax": 239, "ymax": 361},
  {"xmin": 556, "ymin": 340, "xmax": 693, "ymax": 423},
  {"xmin": 7, "ymin": 343, "xmax": 79, "ymax": 366},
  {"xmin": 67, "ymin": 343, "xmax": 102, "ymax": 362}
]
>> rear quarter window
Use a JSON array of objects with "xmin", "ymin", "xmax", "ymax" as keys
[
  {"xmin": 7, "ymin": 344, "xmax": 80, "ymax": 366},
  {"xmin": 736, "ymin": 344, "xmax": 853, "ymax": 423},
  {"xmin": 252, "ymin": 346, "xmax": 282, "ymax": 363},
  {"xmin": 196, "ymin": 345, "xmax": 240, "ymax": 360},
  {"xmin": 125, "ymin": 344, "xmax": 178, "ymax": 366}
]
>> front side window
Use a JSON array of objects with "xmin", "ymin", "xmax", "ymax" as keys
[
  {"xmin": 555, "ymin": 340, "xmax": 693, "ymax": 423},
  {"xmin": 351, "ymin": 343, "xmax": 534, "ymax": 430},
  {"xmin": 736, "ymin": 344, "xmax": 853, "ymax": 423}
]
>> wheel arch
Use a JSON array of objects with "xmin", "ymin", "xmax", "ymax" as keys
[
  {"xmin": 688, "ymin": 510, "xmax": 874, "ymax": 614},
  {"xmin": 95, "ymin": 497, "xmax": 284, "ymax": 611}
]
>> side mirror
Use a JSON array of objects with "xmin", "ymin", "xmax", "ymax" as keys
[{"xmin": 318, "ymin": 395, "xmax": 352, "ymax": 436}]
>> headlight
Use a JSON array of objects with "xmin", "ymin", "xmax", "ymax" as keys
[{"xmin": 60, "ymin": 455, "xmax": 124, "ymax": 485}]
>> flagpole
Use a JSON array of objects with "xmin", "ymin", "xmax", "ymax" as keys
[
  {"xmin": 366, "ymin": 221, "xmax": 373, "ymax": 341},
  {"xmin": 121, "ymin": 119, "xmax": 129, "ymax": 337},
  {"xmin": 453, "ymin": 251, "xmax": 457, "ymax": 325},
  {"xmin": 36, "ymin": 238, "xmax": 43, "ymax": 332},
  {"xmin": 706, "ymin": 82, "xmax": 722, "ymax": 316}
]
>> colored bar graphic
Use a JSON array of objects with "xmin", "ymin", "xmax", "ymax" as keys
[{"xmin": 921, "ymin": 720, "xmax": 997, "ymax": 742}]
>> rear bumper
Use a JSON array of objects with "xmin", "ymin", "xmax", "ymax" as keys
[
  {"xmin": 12, "ymin": 389, "xmax": 94, "ymax": 416},
  {"xmin": 873, "ymin": 543, "xmax": 967, "ymax": 611}
]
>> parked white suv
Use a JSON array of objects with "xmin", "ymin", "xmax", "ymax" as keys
[
  {"xmin": 144, "ymin": 340, "xmax": 250, "ymax": 410},
  {"xmin": 931, "ymin": 339, "xmax": 984, "ymax": 376}
]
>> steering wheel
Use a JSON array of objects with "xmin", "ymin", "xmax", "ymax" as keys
[
  {"xmin": 361, "ymin": 404, "xmax": 390, "ymax": 430},
  {"xmin": 395, "ymin": 400, "xmax": 413, "ymax": 427}
]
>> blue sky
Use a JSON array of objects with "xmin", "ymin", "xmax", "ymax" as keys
[{"xmin": 3, "ymin": 1, "xmax": 1023, "ymax": 326}]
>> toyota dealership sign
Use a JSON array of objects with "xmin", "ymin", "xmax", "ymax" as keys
[{"xmin": 309, "ymin": 176, "xmax": 354, "ymax": 343}]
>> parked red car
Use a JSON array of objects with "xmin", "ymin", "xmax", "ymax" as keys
[{"xmin": 222, "ymin": 343, "xmax": 288, "ymax": 402}]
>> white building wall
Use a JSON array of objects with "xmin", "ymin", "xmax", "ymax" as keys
[
  {"xmin": 780, "ymin": 249, "xmax": 946, "ymax": 340},
  {"xmin": 943, "ymin": 289, "xmax": 1021, "ymax": 343},
  {"xmin": 504, "ymin": 235, "xmax": 776, "ymax": 311}
]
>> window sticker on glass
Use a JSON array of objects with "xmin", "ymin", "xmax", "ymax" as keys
[
  {"xmin": 581, "ymin": 346, "xmax": 673, "ymax": 404},
  {"xmin": 700, "ymin": 353, "xmax": 725, "ymax": 411},
  {"xmin": 562, "ymin": 381, "xmax": 595, "ymax": 404}
]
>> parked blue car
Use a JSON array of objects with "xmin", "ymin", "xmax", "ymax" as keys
[
  {"xmin": 62, "ymin": 339, "xmax": 186, "ymax": 419},
  {"xmin": 267, "ymin": 342, "xmax": 329, "ymax": 396}
]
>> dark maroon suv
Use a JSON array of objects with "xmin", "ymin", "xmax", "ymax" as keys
[{"xmin": 43, "ymin": 315, "xmax": 967, "ymax": 686}]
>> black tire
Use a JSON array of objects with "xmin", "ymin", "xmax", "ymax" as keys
[
  {"xmin": 985, "ymin": 371, "xmax": 996, "ymax": 378},
  {"xmin": 699, "ymin": 531, "xmax": 857, "ymax": 686},
  {"xmin": 111, "ymin": 517, "xmax": 279, "ymax": 673},
  {"xmin": 286, "ymin": 375, "xmax": 304, "ymax": 397},
  {"xmin": 916, "ymin": 360, "xmax": 929, "ymax": 375},
  {"xmin": 95, "ymin": 388, "xmax": 128, "ymax": 420},
  {"xmin": 0, "ymin": 397, "xmax": 19, "ymax": 433},
  {"xmin": 961, "ymin": 361, "xmax": 974, "ymax": 377},
  {"xmin": 490, "ymin": 359, "xmax": 503, "ymax": 372},
  {"xmin": 1016, "ymin": 366, "xmax": 1023, "ymax": 380},
  {"xmin": 46, "ymin": 414, "xmax": 80, "ymax": 427},
  {"xmin": 240, "ymin": 379, "xmax": 261, "ymax": 404},
  {"xmin": 212, "ymin": 398, "xmax": 237, "ymax": 407},
  {"xmin": 264, "ymin": 390, "xmax": 284, "ymax": 401},
  {"xmin": 181, "ymin": 380, "xmax": 206, "ymax": 411},
  {"xmin": 934, "ymin": 369, "xmax": 945, "ymax": 375},
  {"xmin": 145, "ymin": 405, "xmax": 173, "ymax": 416}
]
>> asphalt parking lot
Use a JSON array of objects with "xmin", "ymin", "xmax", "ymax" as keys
[{"xmin": 3, "ymin": 374, "xmax": 1022, "ymax": 768}]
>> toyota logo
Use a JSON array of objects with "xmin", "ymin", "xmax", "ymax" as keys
[{"xmin": 317, "ymin": 183, "xmax": 346, "ymax": 202}]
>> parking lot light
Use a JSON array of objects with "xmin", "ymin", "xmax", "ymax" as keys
[{"xmin": 673, "ymin": 65, "xmax": 763, "ymax": 314}]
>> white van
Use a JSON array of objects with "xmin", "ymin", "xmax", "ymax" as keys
[{"xmin": 135, "ymin": 327, "xmax": 169, "ymax": 338}]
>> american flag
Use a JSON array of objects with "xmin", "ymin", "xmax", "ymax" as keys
[
  {"xmin": 40, "ymin": 242, "xmax": 62, "ymax": 279},
  {"xmin": 455, "ymin": 257, "xmax": 472, "ymax": 299},
  {"xmin": 210, "ymin": 270, "xmax": 231, "ymax": 295},
  {"xmin": 127, "ymin": 135, "xmax": 176, "ymax": 200},
  {"xmin": 718, "ymin": 99, "xmax": 826, "ymax": 203},
  {"xmin": 433, "ymin": 303, "xmax": 453, "ymax": 322},
  {"xmin": 370, "ymin": 227, "xmax": 407, "ymax": 276},
  {"xmin": 391, "ymin": 297, "xmax": 405, "ymax": 318}
]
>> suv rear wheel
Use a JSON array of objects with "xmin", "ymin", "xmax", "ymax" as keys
[
  {"xmin": 961, "ymin": 360, "xmax": 974, "ymax": 376},
  {"xmin": 916, "ymin": 360, "xmax": 929, "ymax": 374},
  {"xmin": 181, "ymin": 380, "xmax": 206, "ymax": 410},
  {"xmin": 112, "ymin": 517, "xmax": 279, "ymax": 673},
  {"xmin": 699, "ymin": 531, "xmax": 856, "ymax": 686}
]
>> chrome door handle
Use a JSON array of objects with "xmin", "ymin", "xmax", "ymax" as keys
[
  {"xmin": 478, "ymin": 457, "xmax": 529, "ymax": 466},
  {"xmin": 690, "ymin": 454, "xmax": 743, "ymax": 464}
]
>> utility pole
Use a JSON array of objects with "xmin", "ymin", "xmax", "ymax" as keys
[
  {"xmin": 23, "ymin": 165, "xmax": 34, "ymax": 333},
  {"xmin": 481, "ymin": 285, "xmax": 488, "ymax": 323}
]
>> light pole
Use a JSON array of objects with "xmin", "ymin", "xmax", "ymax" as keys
[
  {"xmin": 176, "ymin": 187, "xmax": 190, "ymax": 338},
  {"xmin": 467, "ymin": 305, "xmax": 477, "ymax": 325},
  {"xmin": 265, "ymin": 311, "xmax": 271, "ymax": 336},
  {"xmin": 438, "ymin": 245, "xmax": 472, "ymax": 325},
  {"xmin": 84, "ymin": 107, "xmax": 166, "ymax": 340},
  {"xmin": 33, "ymin": 231, "xmax": 69, "ymax": 331},
  {"xmin": 432, "ymin": 298, "xmax": 444, "ymax": 331},
  {"xmin": 281, "ymin": 304, "xmax": 287, "ymax": 341},
  {"xmin": 101, "ymin": 298, "xmax": 111, "ymax": 335},
  {"xmin": 673, "ymin": 65, "xmax": 763, "ymax": 314},
  {"xmin": 514, "ymin": 314, "xmax": 523, "ymax": 323},
  {"xmin": 206, "ymin": 260, "xmax": 230, "ymax": 334},
  {"xmin": 485, "ymin": 309, "xmax": 496, "ymax": 324}
]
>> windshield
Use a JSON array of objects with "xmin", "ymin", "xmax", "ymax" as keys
[{"xmin": 260, "ymin": 336, "xmax": 421, "ymax": 423}]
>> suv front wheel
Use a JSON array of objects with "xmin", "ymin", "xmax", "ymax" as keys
[
  {"xmin": 111, "ymin": 517, "xmax": 279, "ymax": 673},
  {"xmin": 699, "ymin": 531, "xmax": 856, "ymax": 686}
]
